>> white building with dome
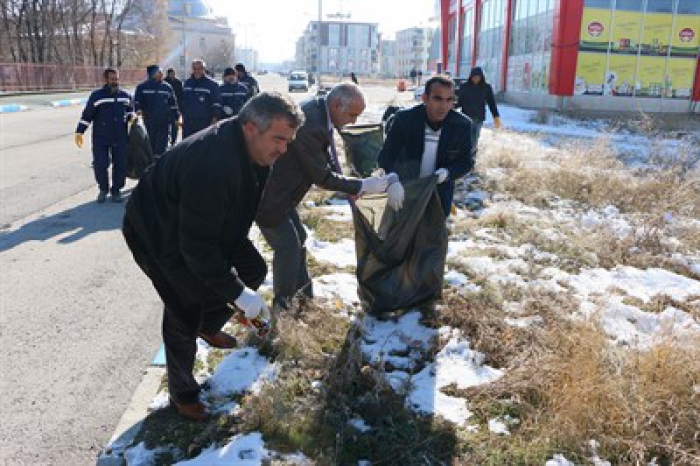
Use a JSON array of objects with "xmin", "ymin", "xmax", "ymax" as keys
[{"xmin": 162, "ymin": 0, "xmax": 237, "ymax": 76}]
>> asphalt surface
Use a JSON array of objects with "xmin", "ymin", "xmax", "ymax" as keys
[{"xmin": 0, "ymin": 75, "xmax": 407, "ymax": 464}]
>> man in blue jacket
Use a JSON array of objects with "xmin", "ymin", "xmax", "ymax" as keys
[
  {"xmin": 134, "ymin": 64, "xmax": 179, "ymax": 155},
  {"xmin": 181, "ymin": 59, "xmax": 222, "ymax": 138},
  {"xmin": 75, "ymin": 68, "xmax": 135, "ymax": 203},
  {"xmin": 378, "ymin": 75, "xmax": 474, "ymax": 217},
  {"xmin": 235, "ymin": 63, "xmax": 259, "ymax": 95},
  {"xmin": 220, "ymin": 67, "xmax": 251, "ymax": 118}
]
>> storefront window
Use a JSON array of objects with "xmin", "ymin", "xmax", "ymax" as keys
[{"xmin": 507, "ymin": 0, "xmax": 555, "ymax": 94}]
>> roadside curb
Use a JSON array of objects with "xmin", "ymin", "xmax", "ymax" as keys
[
  {"xmin": 0, "ymin": 104, "xmax": 28, "ymax": 113},
  {"xmin": 50, "ymin": 97, "xmax": 88, "ymax": 108},
  {"xmin": 96, "ymin": 366, "xmax": 165, "ymax": 466}
]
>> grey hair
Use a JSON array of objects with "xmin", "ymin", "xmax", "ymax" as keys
[
  {"xmin": 327, "ymin": 83, "xmax": 365, "ymax": 111},
  {"xmin": 238, "ymin": 91, "xmax": 305, "ymax": 133},
  {"xmin": 191, "ymin": 58, "xmax": 206, "ymax": 68}
]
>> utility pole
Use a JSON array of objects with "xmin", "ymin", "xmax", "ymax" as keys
[
  {"xmin": 181, "ymin": 1, "xmax": 189, "ymax": 77},
  {"xmin": 317, "ymin": 0, "xmax": 322, "ymax": 91}
]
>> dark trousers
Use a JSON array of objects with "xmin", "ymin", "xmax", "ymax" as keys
[
  {"xmin": 471, "ymin": 120, "xmax": 483, "ymax": 149},
  {"xmin": 144, "ymin": 119, "xmax": 169, "ymax": 155},
  {"xmin": 182, "ymin": 117, "xmax": 210, "ymax": 139},
  {"xmin": 259, "ymin": 209, "xmax": 313, "ymax": 310},
  {"xmin": 169, "ymin": 120, "xmax": 179, "ymax": 146},
  {"xmin": 93, "ymin": 143, "xmax": 127, "ymax": 195},
  {"xmin": 123, "ymin": 220, "xmax": 266, "ymax": 404}
]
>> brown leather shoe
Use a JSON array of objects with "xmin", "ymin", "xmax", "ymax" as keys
[
  {"xmin": 197, "ymin": 331, "xmax": 237, "ymax": 349},
  {"xmin": 171, "ymin": 398, "xmax": 211, "ymax": 422}
]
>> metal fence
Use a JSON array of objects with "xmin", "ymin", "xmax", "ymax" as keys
[{"xmin": 0, "ymin": 63, "xmax": 144, "ymax": 92}]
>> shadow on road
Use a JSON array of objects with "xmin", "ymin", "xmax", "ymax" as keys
[{"xmin": 0, "ymin": 190, "xmax": 132, "ymax": 253}]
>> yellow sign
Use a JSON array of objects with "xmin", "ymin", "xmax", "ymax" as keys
[
  {"xmin": 579, "ymin": 7, "xmax": 613, "ymax": 52},
  {"xmin": 606, "ymin": 54, "xmax": 637, "ymax": 96},
  {"xmin": 640, "ymin": 13, "xmax": 674, "ymax": 56},
  {"xmin": 671, "ymin": 14, "xmax": 700, "ymax": 57},
  {"xmin": 610, "ymin": 9, "xmax": 643, "ymax": 54},
  {"xmin": 575, "ymin": 52, "xmax": 606, "ymax": 95}
]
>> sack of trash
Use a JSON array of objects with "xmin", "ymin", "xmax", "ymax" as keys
[
  {"xmin": 353, "ymin": 176, "xmax": 448, "ymax": 315},
  {"xmin": 127, "ymin": 121, "xmax": 154, "ymax": 179},
  {"xmin": 339, "ymin": 123, "xmax": 383, "ymax": 177}
]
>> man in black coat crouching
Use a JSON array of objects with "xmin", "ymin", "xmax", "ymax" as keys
[{"xmin": 123, "ymin": 92, "xmax": 303, "ymax": 421}]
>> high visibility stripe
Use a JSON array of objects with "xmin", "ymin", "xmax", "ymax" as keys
[
  {"xmin": 117, "ymin": 98, "xmax": 131, "ymax": 104},
  {"xmin": 193, "ymin": 87, "xmax": 211, "ymax": 93},
  {"xmin": 221, "ymin": 93, "xmax": 234, "ymax": 97},
  {"xmin": 157, "ymin": 90, "xmax": 171, "ymax": 95},
  {"xmin": 142, "ymin": 90, "xmax": 156, "ymax": 94},
  {"xmin": 79, "ymin": 119, "xmax": 90, "ymax": 126},
  {"xmin": 93, "ymin": 98, "xmax": 113, "ymax": 107}
]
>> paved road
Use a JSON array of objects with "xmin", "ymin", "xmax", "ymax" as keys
[{"xmin": 0, "ymin": 74, "xmax": 406, "ymax": 464}]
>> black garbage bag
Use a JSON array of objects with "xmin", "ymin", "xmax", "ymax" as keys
[
  {"xmin": 339, "ymin": 123, "xmax": 383, "ymax": 177},
  {"xmin": 353, "ymin": 176, "xmax": 448, "ymax": 315},
  {"xmin": 127, "ymin": 121, "xmax": 154, "ymax": 180}
]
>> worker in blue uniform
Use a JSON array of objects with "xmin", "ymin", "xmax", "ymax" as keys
[
  {"xmin": 181, "ymin": 59, "xmax": 222, "ymax": 138},
  {"xmin": 220, "ymin": 67, "xmax": 251, "ymax": 118},
  {"xmin": 134, "ymin": 64, "xmax": 179, "ymax": 155},
  {"xmin": 75, "ymin": 68, "xmax": 135, "ymax": 203}
]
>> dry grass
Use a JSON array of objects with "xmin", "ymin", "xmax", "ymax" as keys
[
  {"xmin": 444, "ymin": 286, "xmax": 700, "ymax": 464},
  {"xmin": 299, "ymin": 208, "xmax": 354, "ymax": 243},
  {"xmin": 240, "ymin": 300, "xmax": 460, "ymax": 464},
  {"xmin": 480, "ymin": 138, "xmax": 700, "ymax": 219}
]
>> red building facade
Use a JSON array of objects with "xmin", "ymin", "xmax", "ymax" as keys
[{"xmin": 440, "ymin": 0, "xmax": 700, "ymax": 112}]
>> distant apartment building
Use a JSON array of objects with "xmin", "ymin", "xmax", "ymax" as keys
[
  {"xmin": 235, "ymin": 47, "xmax": 259, "ymax": 71},
  {"xmin": 297, "ymin": 20, "xmax": 380, "ymax": 75},
  {"xmin": 396, "ymin": 27, "xmax": 436, "ymax": 78},
  {"xmin": 380, "ymin": 39, "xmax": 399, "ymax": 77}
]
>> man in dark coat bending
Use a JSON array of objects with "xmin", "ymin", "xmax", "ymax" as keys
[{"xmin": 123, "ymin": 92, "xmax": 303, "ymax": 421}]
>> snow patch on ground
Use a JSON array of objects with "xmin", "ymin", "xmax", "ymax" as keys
[
  {"xmin": 546, "ymin": 454, "xmax": 576, "ymax": 466},
  {"xmin": 307, "ymin": 236, "xmax": 357, "ymax": 268},
  {"xmin": 406, "ymin": 327, "xmax": 503, "ymax": 425},
  {"xmin": 361, "ymin": 313, "xmax": 502, "ymax": 425},
  {"xmin": 124, "ymin": 442, "xmax": 173, "ymax": 466},
  {"xmin": 207, "ymin": 348, "xmax": 278, "ymax": 397},
  {"xmin": 567, "ymin": 266, "xmax": 700, "ymax": 303},
  {"xmin": 174, "ymin": 433, "xmax": 268, "ymax": 465},
  {"xmin": 488, "ymin": 418, "xmax": 510, "ymax": 435},
  {"xmin": 313, "ymin": 273, "xmax": 360, "ymax": 305}
]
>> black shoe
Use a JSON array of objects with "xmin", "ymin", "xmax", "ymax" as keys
[
  {"xmin": 97, "ymin": 191, "xmax": 108, "ymax": 203},
  {"xmin": 111, "ymin": 191, "xmax": 123, "ymax": 203}
]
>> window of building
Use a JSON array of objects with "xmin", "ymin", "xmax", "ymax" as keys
[
  {"xmin": 677, "ymin": 0, "xmax": 700, "ymax": 14},
  {"xmin": 329, "ymin": 24, "xmax": 341, "ymax": 47},
  {"xmin": 645, "ymin": 0, "xmax": 674, "ymax": 14}
]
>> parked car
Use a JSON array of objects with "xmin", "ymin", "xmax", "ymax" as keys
[{"xmin": 288, "ymin": 71, "xmax": 309, "ymax": 92}]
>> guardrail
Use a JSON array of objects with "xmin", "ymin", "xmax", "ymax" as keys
[{"xmin": 0, "ymin": 63, "xmax": 142, "ymax": 92}]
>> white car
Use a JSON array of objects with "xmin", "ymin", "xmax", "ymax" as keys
[{"xmin": 288, "ymin": 71, "xmax": 309, "ymax": 92}]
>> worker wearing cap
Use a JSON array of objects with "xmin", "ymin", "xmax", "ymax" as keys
[
  {"xmin": 220, "ymin": 67, "xmax": 252, "ymax": 118},
  {"xmin": 235, "ymin": 63, "xmax": 259, "ymax": 96},
  {"xmin": 134, "ymin": 64, "xmax": 179, "ymax": 155}
]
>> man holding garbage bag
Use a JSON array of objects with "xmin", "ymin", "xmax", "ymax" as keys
[
  {"xmin": 379, "ymin": 75, "xmax": 474, "ymax": 217},
  {"xmin": 352, "ymin": 75, "xmax": 474, "ymax": 316},
  {"xmin": 256, "ymin": 83, "xmax": 388, "ymax": 311}
]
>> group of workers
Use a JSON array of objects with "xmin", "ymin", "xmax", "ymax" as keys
[
  {"xmin": 73, "ymin": 61, "xmax": 502, "ymax": 421},
  {"xmin": 74, "ymin": 60, "xmax": 259, "ymax": 202}
]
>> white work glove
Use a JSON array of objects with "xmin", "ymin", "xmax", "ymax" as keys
[
  {"xmin": 386, "ymin": 173, "xmax": 405, "ymax": 210},
  {"xmin": 435, "ymin": 168, "xmax": 449, "ymax": 184},
  {"xmin": 234, "ymin": 287, "xmax": 271, "ymax": 321},
  {"xmin": 360, "ymin": 175, "xmax": 388, "ymax": 195}
]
